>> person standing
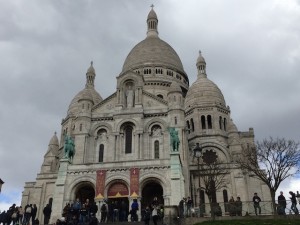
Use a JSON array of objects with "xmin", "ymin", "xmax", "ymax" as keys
[
  {"xmin": 235, "ymin": 197, "xmax": 242, "ymax": 216},
  {"xmin": 277, "ymin": 191, "xmax": 287, "ymax": 215},
  {"xmin": 289, "ymin": 191, "xmax": 299, "ymax": 214},
  {"xmin": 143, "ymin": 207, "xmax": 151, "ymax": 225},
  {"xmin": 228, "ymin": 196, "xmax": 236, "ymax": 216},
  {"xmin": 152, "ymin": 205, "xmax": 159, "ymax": 225},
  {"xmin": 186, "ymin": 197, "xmax": 193, "ymax": 217},
  {"xmin": 43, "ymin": 204, "xmax": 52, "ymax": 225},
  {"xmin": 253, "ymin": 193, "xmax": 261, "ymax": 215},
  {"xmin": 31, "ymin": 204, "xmax": 37, "ymax": 224},
  {"xmin": 100, "ymin": 202, "xmax": 107, "ymax": 223},
  {"xmin": 131, "ymin": 199, "xmax": 139, "ymax": 222}
]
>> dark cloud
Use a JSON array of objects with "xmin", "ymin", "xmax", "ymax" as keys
[{"xmin": 1, "ymin": 0, "xmax": 300, "ymax": 210}]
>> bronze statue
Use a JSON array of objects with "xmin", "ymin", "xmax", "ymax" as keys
[
  {"xmin": 168, "ymin": 127, "xmax": 180, "ymax": 151},
  {"xmin": 63, "ymin": 135, "xmax": 75, "ymax": 161}
]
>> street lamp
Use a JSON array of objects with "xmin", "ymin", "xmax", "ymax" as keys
[{"xmin": 193, "ymin": 143, "xmax": 203, "ymax": 217}]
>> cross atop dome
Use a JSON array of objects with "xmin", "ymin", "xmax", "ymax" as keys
[{"xmin": 150, "ymin": 4, "xmax": 154, "ymax": 9}]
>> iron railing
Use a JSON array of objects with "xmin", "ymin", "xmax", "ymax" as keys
[{"xmin": 188, "ymin": 200, "xmax": 299, "ymax": 217}]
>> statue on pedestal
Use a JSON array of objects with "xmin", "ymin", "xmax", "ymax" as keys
[
  {"xmin": 63, "ymin": 135, "xmax": 75, "ymax": 161},
  {"xmin": 168, "ymin": 127, "xmax": 180, "ymax": 151}
]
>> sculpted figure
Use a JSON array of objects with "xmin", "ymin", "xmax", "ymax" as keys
[
  {"xmin": 64, "ymin": 135, "xmax": 75, "ymax": 161},
  {"xmin": 168, "ymin": 127, "xmax": 180, "ymax": 151},
  {"xmin": 126, "ymin": 85, "xmax": 134, "ymax": 108}
]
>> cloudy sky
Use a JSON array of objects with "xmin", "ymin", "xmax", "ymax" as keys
[{"xmin": 1, "ymin": 0, "xmax": 300, "ymax": 211}]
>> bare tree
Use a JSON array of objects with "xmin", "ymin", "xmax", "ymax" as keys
[
  {"xmin": 238, "ymin": 137, "xmax": 300, "ymax": 214},
  {"xmin": 199, "ymin": 151, "xmax": 229, "ymax": 219}
]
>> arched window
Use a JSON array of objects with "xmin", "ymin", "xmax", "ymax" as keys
[
  {"xmin": 175, "ymin": 117, "xmax": 177, "ymax": 125},
  {"xmin": 223, "ymin": 190, "xmax": 229, "ymax": 212},
  {"xmin": 154, "ymin": 140, "xmax": 159, "ymax": 159},
  {"xmin": 80, "ymin": 124, "xmax": 82, "ymax": 131},
  {"xmin": 219, "ymin": 116, "xmax": 223, "ymax": 130},
  {"xmin": 201, "ymin": 116, "xmax": 206, "ymax": 129},
  {"xmin": 191, "ymin": 118, "xmax": 195, "ymax": 132},
  {"xmin": 223, "ymin": 118, "xmax": 227, "ymax": 131},
  {"xmin": 207, "ymin": 115, "xmax": 212, "ymax": 129},
  {"xmin": 186, "ymin": 121, "xmax": 190, "ymax": 134},
  {"xmin": 125, "ymin": 125, "xmax": 133, "ymax": 154},
  {"xmin": 157, "ymin": 94, "xmax": 163, "ymax": 99},
  {"xmin": 99, "ymin": 144, "xmax": 104, "ymax": 162}
]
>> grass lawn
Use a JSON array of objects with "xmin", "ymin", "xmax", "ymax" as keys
[{"xmin": 195, "ymin": 218, "xmax": 300, "ymax": 225}]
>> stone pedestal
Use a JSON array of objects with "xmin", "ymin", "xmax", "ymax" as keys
[
  {"xmin": 170, "ymin": 152, "xmax": 185, "ymax": 205},
  {"xmin": 50, "ymin": 158, "xmax": 70, "ymax": 223},
  {"xmin": 163, "ymin": 205, "xmax": 180, "ymax": 225}
]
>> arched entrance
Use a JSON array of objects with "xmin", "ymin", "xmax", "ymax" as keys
[
  {"xmin": 141, "ymin": 181, "xmax": 163, "ymax": 209},
  {"xmin": 107, "ymin": 181, "xmax": 129, "ymax": 222},
  {"xmin": 75, "ymin": 182, "xmax": 95, "ymax": 203}
]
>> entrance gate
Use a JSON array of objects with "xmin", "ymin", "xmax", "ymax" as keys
[{"xmin": 141, "ymin": 181, "xmax": 163, "ymax": 209}]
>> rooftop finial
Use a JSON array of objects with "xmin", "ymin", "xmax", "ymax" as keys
[
  {"xmin": 150, "ymin": 4, "xmax": 154, "ymax": 9},
  {"xmin": 199, "ymin": 50, "xmax": 202, "ymax": 55},
  {"xmin": 91, "ymin": 61, "xmax": 93, "ymax": 66}
]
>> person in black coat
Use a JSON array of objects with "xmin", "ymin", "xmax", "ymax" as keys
[
  {"xmin": 43, "ymin": 204, "xmax": 52, "ymax": 225},
  {"xmin": 277, "ymin": 191, "xmax": 287, "ymax": 215}
]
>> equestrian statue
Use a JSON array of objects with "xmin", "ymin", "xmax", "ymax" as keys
[
  {"xmin": 64, "ymin": 134, "xmax": 75, "ymax": 161},
  {"xmin": 168, "ymin": 127, "xmax": 180, "ymax": 151}
]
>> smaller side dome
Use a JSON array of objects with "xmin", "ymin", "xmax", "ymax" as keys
[
  {"xmin": 49, "ymin": 132, "xmax": 59, "ymax": 146},
  {"xmin": 67, "ymin": 62, "xmax": 103, "ymax": 116},
  {"xmin": 185, "ymin": 52, "xmax": 226, "ymax": 111}
]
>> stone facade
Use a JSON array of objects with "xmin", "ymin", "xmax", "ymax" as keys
[{"xmin": 22, "ymin": 8, "xmax": 270, "ymax": 222}]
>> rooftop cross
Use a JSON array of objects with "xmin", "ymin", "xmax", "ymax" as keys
[{"xmin": 150, "ymin": 4, "xmax": 154, "ymax": 9}]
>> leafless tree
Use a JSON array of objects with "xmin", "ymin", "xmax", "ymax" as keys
[
  {"xmin": 238, "ymin": 137, "xmax": 300, "ymax": 214},
  {"xmin": 199, "ymin": 153, "xmax": 229, "ymax": 219}
]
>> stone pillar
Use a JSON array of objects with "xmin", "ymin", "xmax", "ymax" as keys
[
  {"xmin": 170, "ymin": 152, "xmax": 185, "ymax": 206},
  {"xmin": 50, "ymin": 158, "xmax": 70, "ymax": 223}
]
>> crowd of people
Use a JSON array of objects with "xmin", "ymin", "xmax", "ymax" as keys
[
  {"xmin": 0, "ymin": 204, "xmax": 38, "ymax": 225},
  {"xmin": 2, "ymin": 191, "xmax": 300, "ymax": 225}
]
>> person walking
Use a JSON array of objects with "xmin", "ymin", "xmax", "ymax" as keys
[
  {"xmin": 253, "ymin": 193, "xmax": 261, "ymax": 215},
  {"xmin": 277, "ymin": 191, "xmax": 287, "ymax": 215},
  {"xmin": 289, "ymin": 191, "xmax": 299, "ymax": 214}
]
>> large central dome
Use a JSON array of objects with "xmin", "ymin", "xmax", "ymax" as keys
[
  {"xmin": 122, "ymin": 37, "xmax": 184, "ymax": 73},
  {"xmin": 121, "ymin": 8, "xmax": 185, "ymax": 75}
]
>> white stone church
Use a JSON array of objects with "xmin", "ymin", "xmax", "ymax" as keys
[{"xmin": 22, "ymin": 8, "xmax": 270, "ymax": 222}]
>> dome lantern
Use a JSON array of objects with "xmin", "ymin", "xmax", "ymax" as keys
[
  {"xmin": 147, "ymin": 5, "xmax": 158, "ymax": 38},
  {"xmin": 86, "ymin": 61, "xmax": 95, "ymax": 88},
  {"xmin": 196, "ymin": 51, "xmax": 207, "ymax": 78}
]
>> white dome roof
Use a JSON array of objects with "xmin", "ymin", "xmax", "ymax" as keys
[{"xmin": 185, "ymin": 75, "xmax": 226, "ymax": 110}]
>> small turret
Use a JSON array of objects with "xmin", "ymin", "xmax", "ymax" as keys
[
  {"xmin": 147, "ymin": 5, "xmax": 159, "ymax": 37},
  {"xmin": 196, "ymin": 51, "xmax": 206, "ymax": 78}
]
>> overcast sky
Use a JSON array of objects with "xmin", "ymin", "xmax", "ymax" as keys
[{"xmin": 1, "ymin": 0, "xmax": 300, "ymax": 211}]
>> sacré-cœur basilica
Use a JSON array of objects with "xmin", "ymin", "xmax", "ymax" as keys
[{"xmin": 22, "ymin": 7, "xmax": 270, "ymax": 222}]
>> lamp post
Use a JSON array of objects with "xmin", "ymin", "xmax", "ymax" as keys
[{"xmin": 193, "ymin": 143, "xmax": 203, "ymax": 217}]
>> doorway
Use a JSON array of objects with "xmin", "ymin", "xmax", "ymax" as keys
[
  {"xmin": 75, "ymin": 182, "xmax": 95, "ymax": 203},
  {"xmin": 141, "ymin": 181, "xmax": 163, "ymax": 209}
]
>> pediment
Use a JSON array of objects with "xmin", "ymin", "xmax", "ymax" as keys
[
  {"xmin": 142, "ymin": 90, "xmax": 168, "ymax": 110},
  {"xmin": 92, "ymin": 92, "xmax": 117, "ymax": 114}
]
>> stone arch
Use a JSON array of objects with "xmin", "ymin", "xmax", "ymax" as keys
[
  {"xmin": 139, "ymin": 173, "xmax": 168, "ymax": 209},
  {"xmin": 201, "ymin": 142, "xmax": 230, "ymax": 163},
  {"xmin": 90, "ymin": 122, "xmax": 113, "ymax": 137},
  {"xmin": 139, "ymin": 170, "xmax": 170, "ymax": 196},
  {"xmin": 116, "ymin": 119, "xmax": 139, "ymax": 132},
  {"xmin": 67, "ymin": 175, "xmax": 96, "ymax": 202},
  {"xmin": 105, "ymin": 172, "xmax": 130, "ymax": 188},
  {"xmin": 145, "ymin": 118, "xmax": 168, "ymax": 133}
]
